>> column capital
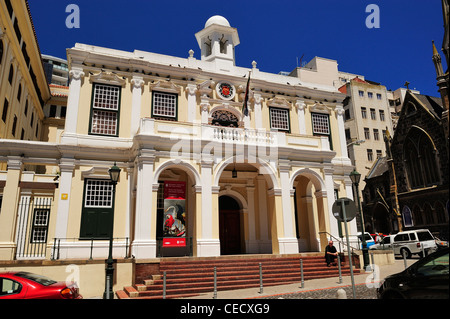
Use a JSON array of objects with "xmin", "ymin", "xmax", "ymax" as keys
[
  {"xmin": 131, "ymin": 76, "xmax": 145, "ymax": 89},
  {"xmin": 295, "ymin": 99, "xmax": 306, "ymax": 110},
  {"xmin": 7, "ymin": 156, "xmax": 23, "ymax": 170},
  {"xmin": 186, "ymin": 83, "xmax": 198, "ymax": 95},
  {"xmin": 69, "ymin": 67, "xmax": 85, "ymax": 81},
  {"xmin": 59, "ymin": 158, "xmax": 76, "ymax": 172}
]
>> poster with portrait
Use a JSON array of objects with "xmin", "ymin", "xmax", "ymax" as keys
[{"xmin": 163, "ymin": 181, "xmax": 186, "ymax": 247}]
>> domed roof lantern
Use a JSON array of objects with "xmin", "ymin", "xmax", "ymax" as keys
[{"xmin": 195, "ymin": 15, "xmax": 240, "ymax": 68}]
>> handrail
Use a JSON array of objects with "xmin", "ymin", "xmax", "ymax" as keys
[
  {"xmin": 51, "ymin": 237, "xmax": 131, "ymax": 260},
  {"xmin": 318, "ymin": 231, "xmax": 361, "ymax": 253}
]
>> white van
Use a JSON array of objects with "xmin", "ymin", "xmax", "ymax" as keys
[{"xmin": 391, "ymin": 229, "xmax": 437, "ymax": 258}]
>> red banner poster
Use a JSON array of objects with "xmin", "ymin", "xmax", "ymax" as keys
[{"xmin": 163, "ymin": 181, "xmax": 186, "ymax": 247}]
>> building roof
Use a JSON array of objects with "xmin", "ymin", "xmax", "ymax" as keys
[
  {"xmin": 411, "ymin": 92, "xmax": 444, "ymax": 119},
  {"xmin": 365, "ymin": 156, "xmax": 388, "ymax": 180}
]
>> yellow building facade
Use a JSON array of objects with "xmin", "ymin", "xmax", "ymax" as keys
[{"xmin": 0, "ymin": 15, "xmax": 358, "ymax": 263}]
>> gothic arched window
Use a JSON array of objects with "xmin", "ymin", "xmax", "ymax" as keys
[{"xmin": 403, "ymin": 127, "xmax": 439, "ymax": 189}]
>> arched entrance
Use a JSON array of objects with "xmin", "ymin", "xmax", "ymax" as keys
[
  {"xmin": 215, "ymin": 158, "xmax": 277, "ymax": 255},
  {"xmin": 219, "ymin": 195, "xmax": 242, "ymax": 255},
  {"xmin": 291, "ymin": 170, "xmax": 328, "ymax": 252}
]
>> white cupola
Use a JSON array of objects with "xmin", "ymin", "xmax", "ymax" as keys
[{"xmin": 195, "ymin": 15, "xmax": 240, "ymax": 70}]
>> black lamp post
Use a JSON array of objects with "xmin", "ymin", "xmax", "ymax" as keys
[
  {"xmin": 103, "ymin": 162, "xmax": 121, "ymax": 299},
  {"xmin": 349, "ymin": 169, "xmax": 370, "ymax": 269}
]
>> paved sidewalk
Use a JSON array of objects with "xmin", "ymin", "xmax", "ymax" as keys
[{"xmin": 183, "ymin": 258, "xmax": 414, "ymax": 299}]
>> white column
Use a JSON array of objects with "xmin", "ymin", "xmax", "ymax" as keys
[
  {"xmin": 132, "ymin": 150, "xmax": 156, "ymax": 259},
  {"xmin": 256, "ymin": 176, "xmax": 270, "ymax": 253},
  {"xmin": 278, "ymin": 161, "xmax": 298, "ymax": 254},
  {"xmin": 200, "ymin": 100, "xmax": 210, "ymax": 124},
  {"xmin": 324, "ymin": 167, "xmax": 339, "ymax": 239},
  {"xmin": 246, "ymin": 185, "xmax": 257, "ymax": 253},
  {"xmin": 296, "ymin": 100, "xmax": 307, "ymax": 135},
  {"xmin": 335, "ymin": 104, "xmax": 350, "ymax": 160},
  {"xmin": 254, "ymin": 94, "xmax": 263, "ymax": 129},
  {"xmin": 186, "ymin": 84, "xmax": 197, "ymax": 122},
  {"xmin": 63, "ymin": 67, "xmax": 85, "ymax": 136},
  {"xmin": 130, "ymin": 76, "xmax": 144, "ymax": 136},
  {"xmin": 54, "ymin": 158, "xmax": 76, "ymax": 240},
  {"xmin": 197, "ymin": 158, "xmax": 220, "ymax": 256}
]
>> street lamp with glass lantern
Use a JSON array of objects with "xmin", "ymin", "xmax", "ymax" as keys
[
  {"xmin": 103, "ymin": 162, "xmax": 121, "ymax": 299},
  {"xmin": 349, "ymin": 169, "xmax": 370, "ymax": 269}
]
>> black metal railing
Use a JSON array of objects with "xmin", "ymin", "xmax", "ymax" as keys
[{"xmin": 51, "ymin": 237, "xmax": 131, "ymax": 260}]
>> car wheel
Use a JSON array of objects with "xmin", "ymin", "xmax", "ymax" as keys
[{"xmin": 400, "ymin": 247, "xmax": 411, "ymax": 259}]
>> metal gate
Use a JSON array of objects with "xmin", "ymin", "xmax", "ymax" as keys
[{"xmin": 15, "ymin": 196, "xmax": 52, "ymax": 259}]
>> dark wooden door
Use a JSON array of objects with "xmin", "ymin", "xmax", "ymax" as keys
[{"xmin": 219, "ymin": 210, "xmax": 241, "ymax": 255}]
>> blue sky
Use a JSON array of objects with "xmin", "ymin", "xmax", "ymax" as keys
[{"xmin": 28, "ymin": 0, "xmax": 447, "ymax": 96}]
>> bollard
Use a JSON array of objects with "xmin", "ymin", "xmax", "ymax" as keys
[
  {"xmin": 259, "ymin": 263, "xmax": 263, "ymax": 294},
  {"xmin": 402, "ymin": 250, "xmax": 408, "ymax": 269},
  {"xmin": 163, "ymin": 271, "xmax": 167, "ymax": 299},
  {"xmin": 337, "ymin": 254, "xmax": 342, "ymax": 284},
  {"xmin": 213, "ymin": 267, "xmax": 217, "ymax": 299},
  {"xmin": 300, "ymin": 259, "xmax": 304, "ymax": 288},
  {"xmin": 337, "ymin": 288, "xmax": 347, "ymax": 299}
]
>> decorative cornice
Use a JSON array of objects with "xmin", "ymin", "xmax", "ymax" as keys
[
  {"xmin": 89, "ymin": 70, "xmax": 126, "ymax": 87},
  {"xmin": 149, "ymin": 80, "xmax": 181, "ymax": 94}
]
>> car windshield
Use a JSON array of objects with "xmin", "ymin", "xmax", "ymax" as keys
[
  {"xmin": 417, "ymin": 231, "xmax": 434, "ymax": 241},
  {"xmin": 416, "ymin": 252, "xmax": 449, "ymax": 276},
  {"xmin": 14, "ymin": 272, "xmax": 57, "ymax": 286}
]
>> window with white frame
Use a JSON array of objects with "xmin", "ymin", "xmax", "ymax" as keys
[
  {"xmin": 84, "ymin": 179, "xmax": 113, "ymax": 208},
  {"xmin": 270, "ymin": 107, "xmax": 290, "ymax": 131},
  {"xmin": 31, "ymin": 208, "xmax": 50, "ymax": 243},
  {"xmin": 90, "ymin": 83, "xmax": 121, "ymax": 136},
  {"xmin": 311, "ymin": 113, "xmax": 332, "ymax": 149},
  {"xmin": 152, "ymin": 91, "xmax": 178, "ymax": 120}
]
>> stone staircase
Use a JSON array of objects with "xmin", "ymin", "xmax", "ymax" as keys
[{"xmin": 116, "ymin": 253, "xmax": 360, "ymax": 299}]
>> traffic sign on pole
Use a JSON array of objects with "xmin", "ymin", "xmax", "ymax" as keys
[{"xmin": 332, "ymin": 197, "xmax": 357, "ymax": 222}]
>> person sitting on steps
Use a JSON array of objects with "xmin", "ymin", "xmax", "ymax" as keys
[{"xmin": 325, "ymin": 240, "xmax": 339, "ymax": 267}]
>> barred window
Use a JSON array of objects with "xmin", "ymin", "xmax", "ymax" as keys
[
  {"xmin": 90, "ymin": 84, "xmax": 121, "ymax": 135},
  {"xmin": 270, "ymin": 107, "xmax": 290, "ymax": 131},
  {"xmin": 311, "ymin": 113, "xmax": 330, "ymax": 135},
  {"xmin": 152, "ymin": 91, "xmax": 177, "ymax": 119},
  {"xmin": 31, "ymin": 208, "xmax": 50, "ymax": 243},
  {"xmin": 84, "ymin": 179, "xmax": 113, "ymax": 208}
]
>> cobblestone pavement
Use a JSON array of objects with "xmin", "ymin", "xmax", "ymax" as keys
[{"xmin": 262, "ymin": 283, "xmax": 378, "ymax": 299}]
